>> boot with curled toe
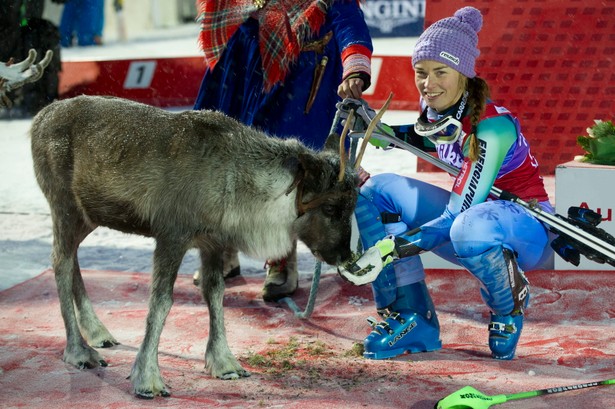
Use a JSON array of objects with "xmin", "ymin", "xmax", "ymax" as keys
[{"xmin": 262, "ymin": 244, "xmax": 298, "ymax": 302}]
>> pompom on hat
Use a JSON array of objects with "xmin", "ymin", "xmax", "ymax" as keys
[{"xmin": 412, "ymin": 6, "xmax": 483, "ymax": 78}]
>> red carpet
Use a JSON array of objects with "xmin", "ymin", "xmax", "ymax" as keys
[{"xmin": 1, "ymin": 269, "xmax": 614, "ymax": 408}]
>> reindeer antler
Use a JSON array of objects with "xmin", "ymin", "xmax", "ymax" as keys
[
  {"xmin": 337, "ymin": 109, "xmax": 355, "ymax": 182},
  {"xmin": 354, "ymin": 93, "xmax": 394, "ymax": 170}
]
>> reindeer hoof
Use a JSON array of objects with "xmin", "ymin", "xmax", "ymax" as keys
[
  {"xmin": 135, "ymin": 389, "xmax": 170, "ymax": 399},
  {"xmin": 219, "ymin": 369, "xmax": 251, "ymax": 380},
  {"xmin": 77, "ymin": 359, "xmax": 107, "ymax": 369},
  {"xmin": 220, "ymin": 372, "xmax": 239, "ymax": 380},
  {"xmin": 135, "ymin": 391, "xmax": 154, "ymax": 400},
  {"xmin": 100, "ymin": 340, "xmax": 119, "ymax": 348}
]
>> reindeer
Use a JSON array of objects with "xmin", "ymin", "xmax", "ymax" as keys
[
  {"xmin": 30, "ymin": 95, "xmax": 383, "ymax": 399},
  {"xmin": 0, "ymin": 49, "xmax": 53, "ymax": 108}
]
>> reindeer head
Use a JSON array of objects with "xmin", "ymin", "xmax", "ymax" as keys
[{"xmin": 289, "ymin": 96, "xmax": 392, "ymax": 265}]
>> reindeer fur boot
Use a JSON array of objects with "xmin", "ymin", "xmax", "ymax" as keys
[{"xmin": 262, "ymin": 243, "xmax": 298, "ymax": 302}]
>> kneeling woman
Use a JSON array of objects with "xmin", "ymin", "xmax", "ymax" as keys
[{"xmin": 354, "ymin": 6, "xmax": 553, "ymax": 361}]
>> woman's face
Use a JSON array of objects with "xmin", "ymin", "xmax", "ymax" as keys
[{"xmin": 414, "ymin": 60, "xmax": 465, "ymax": 113}]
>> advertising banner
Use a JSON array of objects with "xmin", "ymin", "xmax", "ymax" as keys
[{"xmin": 361, "ymin": 0, "xmax": 426, "ymax": 38}]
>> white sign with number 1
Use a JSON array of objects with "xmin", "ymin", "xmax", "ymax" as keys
[{"xmin": 124, "ymin": 61, "xmax": 156, "ymax": 89}]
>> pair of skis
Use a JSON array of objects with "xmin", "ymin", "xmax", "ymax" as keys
[
  {"xmin": 341, "ymin": 97, "xmax": 615, "ymax": 274},
  {"xmin": 368, "ymin": 129, "xmax": 615, "ymax": 266}
]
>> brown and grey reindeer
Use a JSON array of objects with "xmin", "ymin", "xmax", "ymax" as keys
[{"xmin": 30, "ymin": 95, "xmax": 385, "ymax": 399}]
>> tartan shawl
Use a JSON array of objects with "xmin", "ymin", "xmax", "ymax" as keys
[{"xmin": 197, "ymin": 0, "xmax": 331, "ymax": 91}]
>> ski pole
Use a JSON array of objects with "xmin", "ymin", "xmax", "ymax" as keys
[{"xmin": 435, "ymin": 379, "xmax": 615, "ymax": 409}]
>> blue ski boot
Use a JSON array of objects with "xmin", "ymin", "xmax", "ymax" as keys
[
  {"xmin": 363, "ymin": 280, "xmax": 441, "ymax": 360},
  {"xmin": 489, "ymin": 311, "xmax": 525, "ymax": 360},
  {"xmin": 457, "ymin": 246, "xmax": 530, "ymax": 360}
]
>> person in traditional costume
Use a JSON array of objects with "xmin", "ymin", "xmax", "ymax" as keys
[{"xmin": 193, "ymin": 0, "xmax": 373, "ymax": 301}]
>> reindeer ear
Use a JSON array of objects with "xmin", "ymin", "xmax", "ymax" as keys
[
  {"xmin": 283, "ymin": 156, "xmax": 301, "ymax": 174},
  {"xmin": 282, "ymin": 156, "xmax": 305, "ymax": 195},
  {"xmin": 297, "ymin": 152, "xmax": 319, "ymax": 177},
  {"xmin": 297, "ymin": 152, "xmax": 331, "ymax": 189},
  {"xmin": 323, "ymin": 132, "xmax": 341, "ymax": 152}
]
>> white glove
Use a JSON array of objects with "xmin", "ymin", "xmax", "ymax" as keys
[{"xmin": 337, "ymin": 237, "xmax": 396, "ymax": 286}]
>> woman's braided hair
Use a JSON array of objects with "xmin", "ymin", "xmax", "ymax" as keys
[{"xmin": 465, "ymin": 76, "xmax": 491, "ymax": 161}]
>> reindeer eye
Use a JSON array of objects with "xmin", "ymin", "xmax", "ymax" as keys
[{"xmin": 321, "ymin": 204, "xmax": 336, "ymax": 216}]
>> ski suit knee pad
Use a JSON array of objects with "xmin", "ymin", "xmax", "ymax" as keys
[{"xmin": 457, "ymin": 245, "xmax": 529, "ymax": 316}]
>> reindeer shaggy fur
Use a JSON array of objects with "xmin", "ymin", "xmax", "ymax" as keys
[{"xmin": 30, "ymin": 95, "xmax": 358, "ymax": 398}]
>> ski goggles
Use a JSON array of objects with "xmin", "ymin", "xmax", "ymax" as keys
[{"xmin": 414, "ymin": 114, "xmax": 463, "ymax": 145}]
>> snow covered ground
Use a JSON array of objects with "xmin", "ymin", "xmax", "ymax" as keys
[{"xmin": 0, "ymin": 25, "xmax": 424, "ymax": 292}]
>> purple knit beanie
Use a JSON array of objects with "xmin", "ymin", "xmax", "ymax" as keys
[{"xmin": 412, "ymin": 6, "xmax": 483, "ymax": 78}]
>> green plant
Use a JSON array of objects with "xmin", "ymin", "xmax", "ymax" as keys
[{"xmin": 576, "ymin": 120, "xmax": 615, "ymax": 165}]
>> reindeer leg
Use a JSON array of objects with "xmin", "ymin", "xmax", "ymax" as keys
[
  {"xmin": 130, "ymin": 238, "xmax": 187, "ymax": 399},
  {"xmin": 72, "ymin": 260, "xmax": 119, "ymax": 348},
  {"xmin": 199, "ymin": 247, "xmax": 250, "ymax": 380},
  {"xmin": 51, "ymin": 209, "xmax": 106, "ymax": 369}
]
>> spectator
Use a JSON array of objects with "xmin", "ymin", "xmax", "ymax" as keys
[
  {"xmin": 58, "ymin": 0, "xmax": 105, "ymax": 47},
  {"xmin": 193, "ymin": 0, "xmax": 373, "ymax": 302}
]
